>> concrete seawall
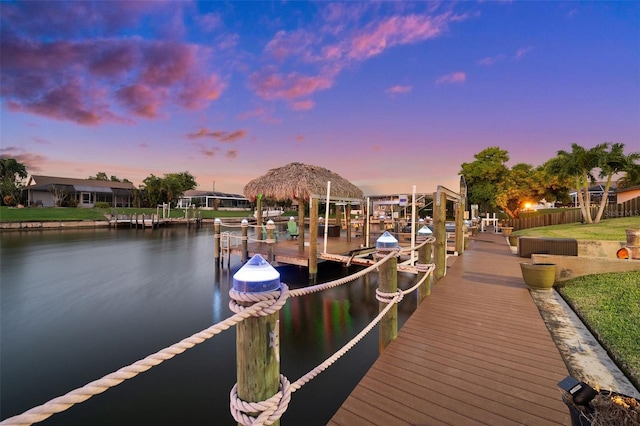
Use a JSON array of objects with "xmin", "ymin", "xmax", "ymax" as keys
[{"xmin": 0, "ymin": 221, "xmax": 112, "ymax": 231}]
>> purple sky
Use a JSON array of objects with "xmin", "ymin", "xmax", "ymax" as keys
[{"xmin": 1, "ymin": 1, "xmax": 638, "ymax": 196}]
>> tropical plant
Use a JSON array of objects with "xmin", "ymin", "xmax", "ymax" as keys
[
  {"xmin": 0, "ymin": 158, "xmax": 28, "ymax": 206},
  {"xmin": 593, "ymin": 143, "xmax": 640, "ymax": 223},
  {"xmin": 546, "ymin": 143, "xmax": 607, "ymax": 224}
]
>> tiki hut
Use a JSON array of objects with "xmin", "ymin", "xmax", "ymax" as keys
[
  {"xmin": 243, "ymin": 162, "xmax": 364, "ymax": 202},
  {"xmin": 244, "ymin": 162, "xmax": 364, "ymax": 277}
]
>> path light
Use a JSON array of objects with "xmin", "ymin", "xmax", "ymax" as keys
[
  {"xmin": 376, "ymin": 231, "xmax": 398, "ymax": 249},
  {"xmin": 233, "ymin": 254, "xmax": 281, "ymax": 293}
]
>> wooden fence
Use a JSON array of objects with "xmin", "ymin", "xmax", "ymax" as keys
[{"xmin": 504, "ymin": 196, "xmax": 640, "ymax": 231}]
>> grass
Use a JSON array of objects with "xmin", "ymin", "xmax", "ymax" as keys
[
  {"xmin": 512, "ymin": 217, "xmax": 639, "ymax": 241},
  {"xmin": 556, "ymin": 272, "xmax": 640, "ymax": 390},
  {"xmin": 0, "ymin": 206, "xmax": 269, "ymax": 222}
]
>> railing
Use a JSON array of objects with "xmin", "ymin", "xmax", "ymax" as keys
[{"xmin": 0, "ymin": 229, "xmax": 436, "ymax": 426}]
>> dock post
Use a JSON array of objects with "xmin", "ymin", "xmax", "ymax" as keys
[
  {"xmin": 214, "ymin": 218, "xmax": 221, "ymax": 267},
  {"xmin": 266, "ymin": 219, "xmax": 276, "ymax": 264},
  {"xmin": 377, "ymin": 231, "xmax": 398, "ymax": 353},
  {"xmin": 309, "ymin": 197, "xmax": 318, "ymax": 281},
  {"xmin": 433, "ymin": 191, "xmax": 447, "ymax": 281},
  {"xmin": 241, "ymin": 219, "xmax": 248, "ymax": 263},
  {"xmin": 233, "ymin": 255, "xmax": 281, "ymax": 426},
  {"xmin": 417, "ymin": 226, "xmax": 433, "ymax": 303}
]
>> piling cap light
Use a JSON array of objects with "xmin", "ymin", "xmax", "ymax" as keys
[
  {"xmin": 418, "ymin": 225, "xmax": 433, "ymax": 236},
  {"xmin": 289, "ymin": 216, "xmax": 295, "ymax": 221},
  {"xmin": 233, "ymin": 254, "xmax": 281, "ymax": 293},
  {"xmin": 376, "ymin": 231, "xmax": 398, "ymax": 249}
]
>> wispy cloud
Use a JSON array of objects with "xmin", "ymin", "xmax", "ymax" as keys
[
  {"xmin": 386, "ymin": 85, "xmax": 413, "ymax": 96},
  {"xmin": 0, "ymin": 147, "xmax": 47, "ymax": 173},
  {"xmin": 435, "ymin": 72, "xmax": 466, "ymax": 84},
  {"xmin": 187, "ymin": 128, "xmax": 247, "ymax": 142},
  {"xmin": 477, "ymin": 54, "xmax": 506, "ymax": 66},
  {"xmin": 515, "ymin": 46, "xmax": 533, "ymax": 59}
]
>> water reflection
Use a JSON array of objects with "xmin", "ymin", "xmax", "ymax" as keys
[{"xmin": 1, "ymin": 227, "xmax": 419, "ymax": 425}]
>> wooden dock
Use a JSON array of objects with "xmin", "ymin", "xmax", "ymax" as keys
[{"xmin": 328, "ymin": 231, "xmax": 572, "ymax": 425}]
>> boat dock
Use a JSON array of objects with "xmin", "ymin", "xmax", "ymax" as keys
[{"xmin": 328, "ymin": 230, "xmax": 571, "ymax": 425}]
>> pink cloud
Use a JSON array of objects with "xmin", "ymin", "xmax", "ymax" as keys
[
  {"xmin": 250, "ymin": 70, "xmax": 333, "ymax": 102},
  {"xmin": 225, "ymin": 150, "xmax": 238, "ymax": 159},
  {"xmin": 116, "ymin": 84, "xmax": 162, "ymax": 118},
  {"xmin": 477, "ymin": 54, "xmax": 506, "ymax": 66},
  {"xmin": 0, "ymin": 147, "xmax": 47, "ymax": 173},
  {"xmin": 386, "ymin": 85, "xmax": 412, "ymax": 96},
  {"xmin": 347, "ymin": 14, "xmax": 453, "ymax": 61},
  {"xmin": 435, "ymin": 71, "xmax": 466, "ymax": 84},
  {"xmin": 291, "ymin": 100, "xmax": 315, "ymax": 110},
  {"xmin": 296, "ymin": 135, "xmax": 304, "ymax": 142},
  {"xmin": 265, "ymin": 30, "xmax": 314, "ymax": 61},
  {"xmin": 187, "ymin": 128, "xmax": 247, "ymax": 142},
  {"xmin": 1, "ymin": 3, "xmax": 225, "ymax": 125}
]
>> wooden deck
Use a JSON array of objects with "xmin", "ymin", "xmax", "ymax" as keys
[{"xmin": 328, "ymin": 231, "xmax": 572, "ymax": 425}]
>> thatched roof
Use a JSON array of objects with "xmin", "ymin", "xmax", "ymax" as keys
[{"xmin": 243, "ymin": 162, "xmax": 364, "ymax": 202}]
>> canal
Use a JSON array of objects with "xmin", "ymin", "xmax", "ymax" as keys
[{"xmin": 1, "ymin": 225, "xmax": 420, "ymax": 425}]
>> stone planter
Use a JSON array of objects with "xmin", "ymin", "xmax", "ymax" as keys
[
  {"xmin": 502, "ymin": 226, "xmax": 513, "ymax": 237},
  {"xmin": 519, "ymin": 262, "xmax": 556, "ymax": 290}
]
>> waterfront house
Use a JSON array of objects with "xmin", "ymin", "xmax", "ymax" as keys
[
  {"xmin": 177, "ymin": 189, "xmax": 251, "ymax": 210},
  {"xmin": 24, "ymin": 175, "xmax": 135, "ymax": 208}
]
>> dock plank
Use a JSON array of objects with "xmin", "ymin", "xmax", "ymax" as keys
[{"xmin": 328, "ymin": 232, "xmax": 571, "ymax": 425}]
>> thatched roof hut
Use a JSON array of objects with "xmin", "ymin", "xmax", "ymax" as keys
[{"xmin": 243, "ymin": 162, "xmax": 364, "ymax": 202}]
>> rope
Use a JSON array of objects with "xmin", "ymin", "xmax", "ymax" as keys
[
  {"xmin": 3, "ymin": 245, "xmax": 433, "ymax": 426},
  {"xmin": 227, "ymin": 263, "xmax": 435, "ymax": 426},
  {"xmin": 0, "ymin": 294, "xmax": 284, "ymax": 426},
  {"xmin": 288, "ymin": 248, "xmax": 400, "ymax": 298}
]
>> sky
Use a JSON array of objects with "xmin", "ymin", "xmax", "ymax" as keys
[{"xmin": 1, "ymin": 1, "xmax": 638, "ymax": 196}]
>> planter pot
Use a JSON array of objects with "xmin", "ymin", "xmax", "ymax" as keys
[
  {"xmin": 508, "ymin": 235, "xmax": 519, "ymax": 247},
  {"xmin": 519, "ymin": 262, "xmax": 556, "ymax": 290},
  {"xmin": 561, "ymin": 391, "xmax": 640, "ymax": 426},
  {"xmin": 502, "ymin": 226, "xmax": 513, "ymax": 237}
]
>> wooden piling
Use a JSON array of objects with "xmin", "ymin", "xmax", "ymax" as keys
[
  {"xmin": 214, "ymin": 219, "xmax": 221, "ymax": 266},
  {"xmin": 309, "ymin": 197, "xmax": 318, "ymax": 280},
  {"xmin": 378, "ymin": 247, "xmax": 398, "ymax": 353},
  {"xmin": 433, "ymin": 190, "xmax": 447, "ymax": 281},
  {"xmin": 266, "ymin": 220, "xmax": 275, "ymax": 264},
  {"xmin": 417, "ymin": 238, "xmax": 432, "ymax": 303},
  {"xmin": 241, "ymin": 220, "xmax": 248, "ymax": 263},
  {"xmin": 234, "ymin": 260, "xmax": 281, "ymax": 426}
]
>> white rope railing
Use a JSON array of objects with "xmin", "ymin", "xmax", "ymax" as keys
[
  {"xmin": 229, "ymin": 263, "xmax": 435, "ymax": 426},
  {"xmin": 2, "ymin": 241, "xmax": 434, "ymax": 426},
  {"xmin": 0, "ymin": 293, "xmax": 284, "ymax": 426}
]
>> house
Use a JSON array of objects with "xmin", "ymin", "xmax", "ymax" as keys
[
  {"xmin": 177, "ymin": 190, "xmax": 250, "ymax": 210},
  {"xmin": 616, "ymin": 185, "xmax": 640, "ymax": 204},
  {"xmin": 24, "ymin": 175, "xmax": 135, "ymax": 208}
]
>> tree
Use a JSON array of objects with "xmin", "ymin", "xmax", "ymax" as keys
[
  {"xmin": 546, "ymin": 143, "xmax": 606, "ymax": 224},
  {"xmin": 459, "ymin": 147, "xmax": 510, "ymax": 214},
  {"xmin": 48, "ymin": 185, "xmax": 68, "ymax": 207},
  {"xmin": 0, "ymin": 158, "xmax": 28, "ymax": 206},
  {"xmin": 88, "ymin": 172, "xmax": 109, "ymax": 181},
  {"xmin": 546, "ymin": 142, "xmax": 639, "ymax": 224},
  {"xmin": 140, "ymin": 171, "xmax": 197, "ymax": 207},
  {"xmin": 593, "ymin": 143, "xmax": 640, "ymax": 223}
]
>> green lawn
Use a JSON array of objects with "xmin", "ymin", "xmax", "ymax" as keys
[
  {"xmin": 512, "ymin": 217, "xmax": 639, "ymax": 241},
  {"xmin": 556, "ymin": 272, "xmax": 640, "ymax": 389},
  {"xmin": 0, "ymin": 206, "xmax": 272, "ymax": 221}
]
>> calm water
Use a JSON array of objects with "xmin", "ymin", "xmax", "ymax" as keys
[{"xmin": 1, "ymin": 226, "xmax": 419, "ymax": 425}]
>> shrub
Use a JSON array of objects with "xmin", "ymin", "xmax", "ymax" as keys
[{"xmin": 94, "ymin": 202, "xmax": 110, "ymax": 209}]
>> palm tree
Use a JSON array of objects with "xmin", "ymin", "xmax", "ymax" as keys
[
  {"xmin": 546, "ymin": 143, "xmax": 607, "ymax": 223},
  {"xmin": 594, "ymin": 143, "xmax": 640, "ymax": 223}
]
